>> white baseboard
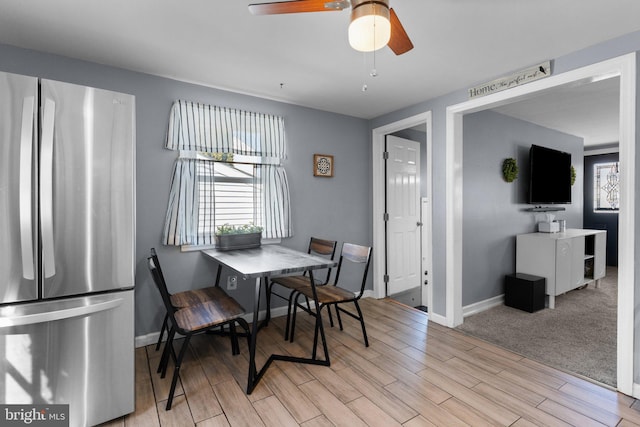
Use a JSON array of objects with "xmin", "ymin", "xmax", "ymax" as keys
[
  {"xmin": 462, "ymin": 294, "xmax": 504, "ymax": 318},
  {"xmin": 362, "ymin": 290, "xmax": 375, "ymax": 299},
  {"xmin": 428, "ymin": 312, "xmax": 448, "ymax": 327},
  {"xmin": 632, "ymin": 382, "xmax": 640, "ymax": 399},
  {"xmin": 135, "ymin": 332, "xmax": 160, "ymax": 348}
]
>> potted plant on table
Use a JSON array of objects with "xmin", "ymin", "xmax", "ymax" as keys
[{"xmin": 214, "ymin": 223, "xmax": 264, "ymax": 251}]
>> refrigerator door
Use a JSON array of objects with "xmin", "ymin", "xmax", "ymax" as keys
[
  {"xmin": 40, "ymin": 80, "xmax": 135, "ymax": 298},
  {"xmin": 0, "ymin": 72, "xmax": 39, "ymax": 304},
  {"xmin": 0, "ymin": 289, "xmax": 135, "ymax": 426}
]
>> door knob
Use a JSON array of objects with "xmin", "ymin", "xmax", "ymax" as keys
[{"xmin": 417, "ymin": 221, "xmax": 423, "ymax": 226}]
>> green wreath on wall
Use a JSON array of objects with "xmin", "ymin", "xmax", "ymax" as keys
[{"xmin": 502, "ymin": 158, "xmax": 518, "ymax": 183}]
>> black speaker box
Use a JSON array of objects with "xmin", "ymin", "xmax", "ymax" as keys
[{"xmin": 504, "ymin": 273, "xmax": 545, "ymax": 313}]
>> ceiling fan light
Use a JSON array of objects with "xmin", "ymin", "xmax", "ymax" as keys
[{"xmin": 348, "ymin": 1, "xmax": 391, "ymax": 52}]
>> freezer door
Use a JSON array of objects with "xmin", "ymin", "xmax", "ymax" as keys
[
  {"xmin": 0, "ymin": 72, "xmax": 39, "ymax": 304},
  {"xmin": 40, "ymin": 80, "xmax": 135, "ymax": 298},
  {"xmin": 0, "ymin": 290, "xmax": 135, "ymax": 426}
]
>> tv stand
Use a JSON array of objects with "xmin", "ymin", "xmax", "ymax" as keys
[
  {"xmin": 515, "ymin": 229, "xmax": 606, "ymax": 309},
  {"xmin": 525, "ymin": 206, "xmax": 566, "ymax": 212}
]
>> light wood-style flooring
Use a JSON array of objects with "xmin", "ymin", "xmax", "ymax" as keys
[{"xmin": 102, "ymin": 298, "xmax": 640, "ymax": 426}]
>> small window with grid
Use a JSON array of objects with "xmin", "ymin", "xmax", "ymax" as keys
[
  {"xmin": 196, "ymin": 153, "xmax": 263, "ymax": 238},
  {"xmin": 594, "ymin": 161, "xmax": 620, "ymax": 212}
]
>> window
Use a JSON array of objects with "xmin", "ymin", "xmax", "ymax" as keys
[
  {"xmin": 196, "ymin": 154, "xmax": 262, "ymax": 237},
  {"xmin": 162, "ymin": 100, "xmax": 291, "ymax": 247},
  {"xmin": 594, "ymin": 161, "xmax": 619, "ymax": 212}
]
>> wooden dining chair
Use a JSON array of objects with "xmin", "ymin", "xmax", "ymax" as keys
[
  {"xmin": 151, "ymin": 248, "xmax": 231, "ymax": 352},
  {"xmin": 267, "ymin": 237, "xmax": 337, "ymax": 340},
  {"xmin": 150, "ymin": 248, "xmax": 245, "ymax": 369},
  {"xmin": 289, "ymin": 242, "xmax": 373, "ymax": 347},
  {"xmin": 147, "ymin": 253, "xmax": 250, "ymax": 410}
]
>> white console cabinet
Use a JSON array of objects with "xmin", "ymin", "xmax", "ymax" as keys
[{"xmin": 516, "ymin": 229, "xmax": 606, "ymax": 308}]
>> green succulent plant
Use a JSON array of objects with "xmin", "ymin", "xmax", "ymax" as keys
[{"xmin": 215, "ymin": 223, "xmax": 263, "ymax": 235}]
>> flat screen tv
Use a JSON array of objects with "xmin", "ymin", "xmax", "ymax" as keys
[{"xmin": 528, "ymin": 144, "xmax": 572, "ymax": 204}]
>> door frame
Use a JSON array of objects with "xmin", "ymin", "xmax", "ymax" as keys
[
  {"xmin": 372, "ymin": 111, "xmax": 433, "ymax": 311},
  {"xmin": 445, "ymin": 53, "xmax": 636, "ymax": 395}
]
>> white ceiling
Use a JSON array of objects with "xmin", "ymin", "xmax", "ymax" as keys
[
  {"xmin": 491, "ymin": 77, "xmax": 621, "ymax": 146},
  {"xmin": 0, "ymin": 0, "xmax": 637, "ymax": 143}
]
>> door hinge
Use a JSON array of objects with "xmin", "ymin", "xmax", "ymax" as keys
[
  {"xmin": 383, "ymin": 274, "xmax": 389, "ymax": 283},
  {"xmin": 383, "ymin": 212, "xmax": 389, "ymax": 221},
  {"xmin": 383, "ymin": 151, "xmax": 389, "ymax": 160}
]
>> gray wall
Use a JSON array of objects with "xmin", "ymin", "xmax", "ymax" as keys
[
  {"xmin": 462, "ymin": 110, "xmax": 583, "ymax": 305},
  {"xmin": 4, "ymin": 28, "xmax": 640, "ymax": 339},
  {"xmin": 0, "ymin": 43, "xmax": 371, "ymax": 337},
  {"xmin": 370, "ymin": 31, "xmax": 640, "ymax": 319}
]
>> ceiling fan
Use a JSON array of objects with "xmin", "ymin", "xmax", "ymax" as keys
[{"xmin": 248, "ymin": 0, "xmax": 414, "ymax": 55}]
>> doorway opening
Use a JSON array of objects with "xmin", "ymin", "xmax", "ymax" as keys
[
  {"xmin": 372, "ymin": 111, "xmax": 433, "ymax": 315},
  {"xmin": 445, "ymin": 54, "xmax": 636, "ymax": 395}
]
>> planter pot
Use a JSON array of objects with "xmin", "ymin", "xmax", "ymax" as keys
[{"xmin": 215, "ymin": 232, "xmax": 262, "ymax": 251}]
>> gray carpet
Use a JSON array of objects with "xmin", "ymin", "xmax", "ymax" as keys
[{"xmin": 456, "ymin": 267, "xmax": 617, "ymax": 387}]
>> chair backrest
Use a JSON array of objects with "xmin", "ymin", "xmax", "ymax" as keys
[
  {"xmin": 333, "ymin": 243, "xmax": 373, "ymax": 297},
  {"xmin": 147, "ymin": 249, "xmax": 176, "ymax": 320},
  {"xmin": 306, "ymin": 237, "xmax": 338, "ymax": 285},
  {"xmin": 308, "ymin": 237, "xmax": 337, "ymax": 257},
  {"xmin": 149, "ymin": 248, "xmax": 166, "ymax": 282}
]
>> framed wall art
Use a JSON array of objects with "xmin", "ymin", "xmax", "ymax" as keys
[{"xmin": 313, "ymin": 154, "xmax": 334, "ymax": 177}]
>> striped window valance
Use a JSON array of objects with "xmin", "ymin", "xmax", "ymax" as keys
[{"xmin": 166, "ymin": 100, "xmax": 286, "ymax": 159}]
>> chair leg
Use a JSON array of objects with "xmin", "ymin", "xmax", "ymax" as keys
[
  {"xmin": 236, "ymin": 318, "xmax": 252, "ymax": 364},
  {"xmin": 265, "ymin": 281, "xmax": 273, "ymax": 325},
  {"xmin": 166, "ymin": 334, "xmax": 192, "ymax": 410},
  {"xmin": 156, "ymin": 313, "xmax": 169, "ymax": 351},
  {"xmin": 353, "ymin": 300, "xmax": 369, "ymax": 347},
  {"xmin": 326, "ymin": 304, "xmax": 335, "ymax": 327},
  {"xmin": 159, "ymin": 327, "xmax": 176, "ymax": 376},
  {"xmin": 284, "ymin": 290, "xmax": 296, "ymax": 341},
  {"xmin": 335, "ymin": 303, "xmax": 344, "ymax": 330},
  {"xmin": 229, "ymin": 322, "xmax": 239, "ymax": 355},
  {"xmin": 289, "ymin": 292, "xmax": 304, "ymax": 343}
]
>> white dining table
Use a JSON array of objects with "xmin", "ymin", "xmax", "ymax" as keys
[{"xmin": 201, "ymin": 244, "xmax": 337, "ymax": 394}]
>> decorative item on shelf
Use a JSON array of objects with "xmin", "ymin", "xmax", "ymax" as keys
[
  {"xmin": 214, "ymin": 223, "xmax": 263, "ymax": 251},
  {"xmin": 502, "ymin": 158, "xmax": 518, "ymax": 183},
  {"xmin": 314, "ymin": 154, "xmax": 334, "ymax": 177},
  {"xmin": 570, "ymin": 165, "xmax": 576, "ymax": 186}
]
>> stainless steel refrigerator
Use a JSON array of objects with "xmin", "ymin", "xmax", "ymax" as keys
[{"xmin": 0, "ymin": 71, "xmax": 135, "ymax": 426}]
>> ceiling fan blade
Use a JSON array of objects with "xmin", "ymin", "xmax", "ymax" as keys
[
  {"xmin": 249, "ymin": 0, "xmax": 340, "ymax": 15},
  {"xmin": 387, "ymin": 8, "xmax": 413, "ymax": 55}
]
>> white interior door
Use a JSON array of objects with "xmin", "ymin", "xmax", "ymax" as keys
[{"xmin": 386, "ymin": 135, "xmax": 421, "ymax": 296}]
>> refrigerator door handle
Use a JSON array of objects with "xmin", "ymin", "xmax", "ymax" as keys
[
  {"xmin": 19, "ymin": 96, "xmax": 35, "ymax": 280},
  {"xmin": 0, "ymin": 297, "xmax": 124, "ymax": 327},
  {"xmin": 41, "ymin": 98, "xmax": 56, "ymax": 278}
]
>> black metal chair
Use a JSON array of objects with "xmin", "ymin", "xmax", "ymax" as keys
[
  {"xmin": 267, "ymin": 237, "xmax": 337, "ymax": 340},
  {"xmin": 147, "ymin": 253, "xmax": 250, "ymax": 410},
  {"xmin": 289, "ymin": 243, "xmax": 372, "ymax": 347},
  {"xmin": 151, "ymin": 248, "xmax": 228, "ymax": 352}
]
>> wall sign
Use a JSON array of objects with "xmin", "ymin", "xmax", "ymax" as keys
[
  {"xmin": 314, "ymin": 154, "xmax": 334, "ymax": 177},
  {"xmin": 469, "ymin": 61, "xmax": 551, "ymax": 99}
]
